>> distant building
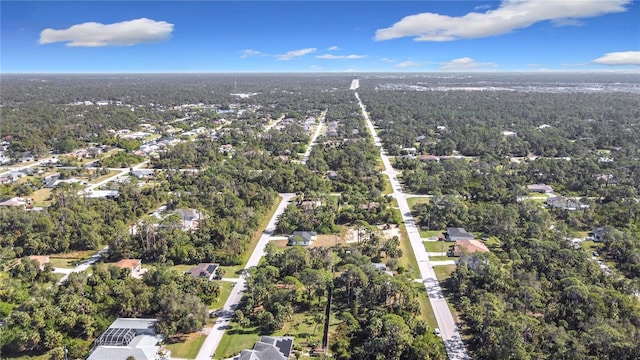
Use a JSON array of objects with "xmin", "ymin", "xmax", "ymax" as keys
[
  {"xmin": 174, "ymin": 208, "xmax": 203, "ymax": 231},
  {"xmin": 0, "ymin": 197, "xmax": 29, "ymax": 207},
  {"xmin": 591, "ymin": 226, "xmax": 613, "ymax": 242},
  {"xmin": 546, "ymin": 196, "xmax": 589, "ymax": 211},
  {"xmin": 87, "ymin": 318, "xmax": 169, "ymax": 360},
  {"xmin": 527, "ymin": 184, "xmax": 554, "ymax": 193},
  {"xmin": 288, "ymin": 231, "xmax": 317, "ymax": 246},
  {"xmin": 238, "ymin": 336, "xmax": 294, "ymax": 360},
  {"xmin": 417, "ymin": 154, "xmax": 440, "ymax": 162},
  {"xmin": 444, "ymin": 227, "xmax": 475, "ymax": 242},
  {"xmin": 187, "ymin": 263, "xmax": 220, "ymax": 281}
]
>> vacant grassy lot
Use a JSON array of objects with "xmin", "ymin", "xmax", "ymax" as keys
[
  {"xmin": 424, "ymin": 241, "xmax": 452, "ymax": 253},
  {"xmin": 433, "ymin": 264, "xmax": 457, "ymax": 280},
  {"xmin": 430, "ymin": 256, "xmax": 458, "ymax": 262},
  {"xmin": 166, "ymin": 332, "xmax": 207, "ymax": 359},
  {"xmin": 211, "ymin": 281, "xmax": 235, "ymax": 310},
  {"xmin": 419, "ymin": 229, "xmax": 444, "ymax": 239},
  {"xmin": 88, "ymin": 170, "xmax": 120, "ymax": 184},
  {"xmin": 406, "ymin": 196, "xmax": 430, "ymax": 209},
  {"xmin": 30, "ymin": 188, "xmax": 53, "ymax": 206}
]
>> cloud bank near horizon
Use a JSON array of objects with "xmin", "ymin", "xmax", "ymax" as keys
[
  {"xmin": 40, "ymin": 18, "xmax": 174, "ymax": 47},
  {"xmin": 375, "ymin": 0, "xmax": 631, "ymax": 42}
]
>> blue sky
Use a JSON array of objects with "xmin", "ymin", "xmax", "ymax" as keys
[{"xmin": 1, "ymin": 0, "xmax": 639, "ymax": 73}]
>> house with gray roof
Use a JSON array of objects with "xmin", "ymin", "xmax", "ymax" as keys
[
  {"xmin": 238, "ymin": 336, "xmax": 294, "ymax": 360},
  {"xmin": 444, "ymin": 227, "xmax": 475, "ymax": 242},
  {"xmin": 288, "ymin": 231, "xmax": 317, "ymax": 246},
  {"xmin": 87, "ymin": 318, "xmax": 169, "ymax": 360}
]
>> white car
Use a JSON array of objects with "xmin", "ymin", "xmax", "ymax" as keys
[{"xmin": 434, "ymin": 328, "xmax": 441, "ymax": 337}]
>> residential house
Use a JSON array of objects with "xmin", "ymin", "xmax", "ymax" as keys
[
  {"xmin": 300, "ymin": 199, "xmax": 322, "ymax": 212},
  {"xmin": 131, "ymin": 169, "xmax": 156, "ymax": 179},
  {"xmin": 0, "ymin": 197, "xmax": 29, "ymax": 207},
  {"xmin": 87, "ymin": 318, "xmax": 169, "ymax": 360},
  {"xmin": 591, "ymin": 226, "xmax": 613, "ymax": 242},
  {"xmin": 238, "ymin": 336, "xmax": 294, "ymax": 360},
  {"xmin": 288, "ymin": 231, "xmax": 317, "ymax": 246},
  {"xmin": 17, "ymin": 255, "xmax": 50, "ymax": 270},
  {"xmin": 417, "ymin": 154, "xmax": 440, "ymax": 162},
  {"xmin": 451, "ymin": 240, "xmax": 490, "ymax": 256},
  {"xmin": 546, "ymin": 196, "xmax": 589, "ymax": 211},
  {"xmin": 112, "ymin": 259, "xmax": 142, "ymax": 276},
  {"xmin": 527, "ymin": 184, "xmax": 554, "ymax": 193},
  {"xmin": 372, "ymin": 263, "xmax": 394, "ymax": 276},
  {"xmin": 0, "ymin": 171, "xmax": 24, "ymax": 184},
  {"xmin": 187, "ymin": 263, "xmax": 220, "ymax": 281},
  {"xmin": 174, "ymin": 208, "xmax": 203, "ymax": 231},
  {"xmin": 444, "ymin": 227, "xmax": 475, "ymax": 242},
  {"xmin": 595, "ymin": 174, "xmax": 619, "ymax": 186},
  {"xmin": 327, "ymin": 171, "xmax": 339, "ymax": 181}
]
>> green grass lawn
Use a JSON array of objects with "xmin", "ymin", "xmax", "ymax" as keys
[
  {"xmin": 424, "ymin": 241, "xmax": 452, "ymax": 253},
  {"xmin": 220, "ymin": 196, "xmax": 283, "ymax": 277},
  {"xmin": 430, "ymin": 256, "xmax": 458, "ymax": 261},
  {"xmin": 419, "ymin": 229, "xmax": 443, "ymax": 239},
  {"xmin": 211, "ymin": 281, "xmax": 235, "ymax": 310},
  {"xmin": 49, "ymin": 257, "xmax": 80, "ymax": 269},
  {"xmin": 215, "ymin": 323, "xmax": 261, "ymax": 359},
  {"xmin": 88, "ymin": 170, "xmax": 120, "ymax": 184},
  {"xmin": 397, "ymin": 220, "xmax": 420, "ymax": 273},
  {"xmin": 581, "ymin": 240, "xmax": 603, "ymax": 252},
  {"xmin": 381, "ymin": 175, "xmax": 393, "ymax": 195},
  {"xmin": 170, "ymin": 264, "xmax": 193, "ymax": 274},
  {"xmin": 30, "ymin": 188, "xmax": 53, "ymax": 206},
  {"xmin": 433, "ymin": 264, "xmax": 457, "ymax": 280},
  {"xmin": 166, "ymin": 332, "xmax": 207, "ymax": 359},
  {"xmin": 413, "ymin": 282, "xmax": 439, "ymax": 330},
  {"xmin": 406, "ymin": 197, "xmax": 430, "ymax": 209}
]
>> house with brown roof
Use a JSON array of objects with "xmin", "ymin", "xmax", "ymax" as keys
[
  {"xmin": 112, "ymin": 259, "xmax": 142, "ymax": 277},
  {"xmin": 187, "ymin": 263, "xmax": 220, "ymax": 281},
  {"xmin": 17, "ymin": 255, "xmax": 51, "ymax": 270},
  {"xmin": 451, "ymin": 240, "xmax": 490, "ymax": 257}
]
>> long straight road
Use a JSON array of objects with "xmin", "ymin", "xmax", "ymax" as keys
[
  {"xmin": 355, "ymin": 91, "xmax": 470, "ymax": 360},
  {"xmin": 301, "ymin": 110, "xmax": 326, "ymax": 165},
  {"xmin": 195, "ymin": 193, "xmax": 295, "ymax": 360}
]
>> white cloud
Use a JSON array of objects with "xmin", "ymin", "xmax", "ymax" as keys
[
  {"xmin": 39, "ymin": 18, "xmax": 173, "ymax": 47},
  {"xmin": 440, "ymin": 57, "xmax": 498, "ymax": 71},
  {"xmin": 309, "ymin": 65, "xmax": 324, "ymax": 70},
  {"xmin": 592, "ymin": 51, "xmax": 640, "ymax": 65},
  {"xmin": 474, "ymin": 4, "xmax": 493, "ymax": 11},
  {"xmin": 395, "ymin": 61, "xmax": 422, "ymax": 68},
  {"xmin": 381, "ymin": 57, "xmax": 395, "ymax": 63},
  {"xmin": 240, "ymin": 49, "xmax": 263, "ymax": 58},
  {"xmin": 375, "ymin": 0, "xmax": 630, "ymax": 41},
  {"xmin": 328, "ymin": 45, "xmax": 340, "ymax": 51},
  {"xmin": 316, "ymin": 54, "xmax": 368, "ymax": 59},
  {"xmin": 276, "ymin": 48, "xmax": 317, "ymax": 60}
]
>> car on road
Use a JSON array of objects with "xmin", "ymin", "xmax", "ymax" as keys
[{"xmin": 434, "ymin": 328, "xmax": 441, "ymax": 337}]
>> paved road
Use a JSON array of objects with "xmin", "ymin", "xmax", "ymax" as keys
[
  {"xmin": 79, "ymin": 160, "xmax": 149, "ymax": 195},
  {"xmin": 57, "ymin": 246, "xmax": 110, "ymax": 284},
  {"xmin": 195, "ymin": 193, "xmax": 295, "ymax": 360},
  {"xmin": 263, "ymin": 114, "xmax": 286, "ymax": 132},
  {"xmin": 355, "ymin": 91, "xmax": 470, "ymax": 360},
  {"xmin": 301, "ymin": 110, "xmax": 326, "ymax": 165}
]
